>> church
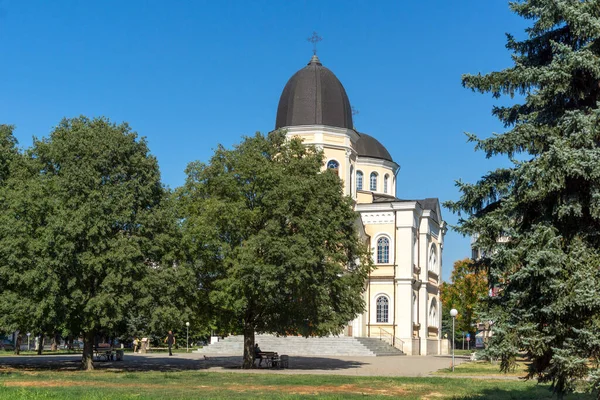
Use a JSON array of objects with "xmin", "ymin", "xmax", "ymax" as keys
[{"xmin": 275, "ymin": 54, "xmax": 446, "ymax": 356}]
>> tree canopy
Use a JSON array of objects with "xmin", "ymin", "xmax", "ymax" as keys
[
  {"xmin": 178, "ymin": 130, "xmax": 372, "ymax": 368},
  {"xmin": 440, "ymin": 258, "xmax": 488, "ymax": 341},
  {"xmin": 0, "ymin": 117, "xmax": 184, "ymax": 369},
  {"xmin": 446, "ymin": 1, "xmax": 600, "ymax": 396}
]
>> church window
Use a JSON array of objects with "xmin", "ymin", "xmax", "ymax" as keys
[
  {"xmin": 384, "ymin": 174, "xmax": 389, "ymax": 194},
  {"xmin": 428, "ymin": 244, "xmax": 438, "ymax": 273},
  {"xmin": 429, "ymin": 298, "xmax": 438, "ymax": 328},
  {"xmin": 370, "ymin": 172, "xmax": 378, "ymax": 191},
  {"xmin": 356, "ymin": 171, "xmax": 363, "ymax": 190},
  {"xmin": 376, "ymin": 296, "xmax": 389, "ymax": 323},
  {"xmin": 327, "ymin": 160, "xmax": 339, "ymax": 175},
  {"xmin": 377, "ymin": 236, "xmax": 390, "ymax": 264}
]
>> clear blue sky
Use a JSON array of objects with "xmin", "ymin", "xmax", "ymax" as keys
[{"xmin": 0, "ymin": 1, "xmax": 528, "ymax": 281}]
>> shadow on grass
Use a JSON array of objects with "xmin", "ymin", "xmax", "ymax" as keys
[
  {"xmin": 0, "ymin": 354, "xmax": 366, "ymax": 373},
  {"xmin": 450, "ymin": 385, "xmax": 594, "ymax": 400}
]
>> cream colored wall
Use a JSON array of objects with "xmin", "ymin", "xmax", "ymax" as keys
[
  {"xmin": 286, "ymin": 131, "xmax": 354, "ymax": 197},
  {"xmin": 288, "ymin": 126, "xmax": 445, "ymax": 353},
  {"xmin": 355, "ymin": 163, "xmax": 395, "ymax": 196},
  {"xmin": 368, "ymin": 282, "xmax": 394, "ymax": 327},
  {"xmin": 356, "ymin": 191, "xmax": 373, "ymax": 204},
  {"xmin": 322, "ymin": 147, "xmax": 350, "ymax": 194}
]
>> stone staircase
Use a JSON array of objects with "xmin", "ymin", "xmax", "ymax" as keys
[
  {"xmin": 355, "ymin": 337, "xmax": 405, "ymax": 356},
  {"xmin": 195, "ymin": 335, "xmax": 405, "ymax": 357}
]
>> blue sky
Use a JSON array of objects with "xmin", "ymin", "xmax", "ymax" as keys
[{"xmin": 0, "ymin": 1, "xmax": 529, "ymax": 281}]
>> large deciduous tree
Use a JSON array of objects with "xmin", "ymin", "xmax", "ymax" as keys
[
  {"xmin": 0, "ymin": 117, "xmax": 173, "ymax": 370},
  {"xmin": 446, "ymin": 1, "xmax": 600, "ymax": 397},
  {"xmin": 178, "ymin": 131, "xmax": 372, "ymax": 368},
  {"xmin": 440, "ymin": 258, "xmax": 488, "ymax": 342}
]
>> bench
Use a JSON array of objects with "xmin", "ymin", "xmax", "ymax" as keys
[
  {"xmin": 94, "ymin": 345, "xmax": 114, "ymax": 361},
  {"xmin": 255, "ymin": 352, "xmax": 289, "ymax": 369}
]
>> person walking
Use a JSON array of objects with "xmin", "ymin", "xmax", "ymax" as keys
[{"xmin": 164, "ymin": 331, "xmax": 175, "ymax": 356}]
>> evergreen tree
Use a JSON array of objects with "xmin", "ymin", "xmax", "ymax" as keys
[
  {"xmin": 178, "ymin": 131, "xmax": 372, "ymax": 368},
  {"xmin": 446, "ymin": 1, "xmax": 600, "ymax": 397}
]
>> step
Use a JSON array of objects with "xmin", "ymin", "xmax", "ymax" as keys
[{"xmin": 196, "ymin": 335, "xmax": 405, "ymax": 357}]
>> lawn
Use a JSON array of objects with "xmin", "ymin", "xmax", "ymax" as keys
[
  {"xmin": 0, "ymin": 369, "xmax": 595, "ymax": 399},
  {"xmin": 436, "ymin": 359, "xmax": 529, "ymax": 377}
]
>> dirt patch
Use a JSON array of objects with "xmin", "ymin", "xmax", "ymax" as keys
[
  {"xmin": 422, "ymin": 392, "xmax": 445, "ymax": 400},
  {"xmin": 3, "ymin": 380, "xmax": 410, "ymax": 396},
  {"xmin": 226, "ymin": 383, "xmax": 408, "ymax": 396},
  {"xmin": 4, "ymin": 381, "xmax": 80, "ymax": 388}
]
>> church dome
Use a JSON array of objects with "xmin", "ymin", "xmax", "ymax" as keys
[
  {"xmin": 275, "ymin": 55, "xmax": 353, "ymax": 130},
  {"xmin": 355, "ymin": 133, "xmax": 393, "ymax": 162}
]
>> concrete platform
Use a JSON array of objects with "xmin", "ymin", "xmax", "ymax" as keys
[{"xmin": 0, "ymin": 352, "xmax": 467, "ymax": 377}]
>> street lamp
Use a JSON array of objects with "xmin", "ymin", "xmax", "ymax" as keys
[
  {"xmin": 450, "ymin": 309, "xmax": 458, "ymax": 372},
  {"xmin": 185, "ymin": 322, "xmax": 190, "ymax": 353}
]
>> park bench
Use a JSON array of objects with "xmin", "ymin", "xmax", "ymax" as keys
[
  {"xmin": 94, "ymin": 344, "xmax": 114, "ymax": 361},
  {"xmin": 255, "ymin": 352, "xmax": 289, "ymax": 369}
]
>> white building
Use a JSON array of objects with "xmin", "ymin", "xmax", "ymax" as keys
[{"xmin": 275, "ymin": 54, "xmax": 446, "ymax": 355}]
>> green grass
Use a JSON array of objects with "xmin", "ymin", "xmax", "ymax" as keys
[
  {"xmin": 0, "ymin": 369, "xmax": 595, "ymax": 399},
  {"xmin": 0, "ymin": 350, "xmax": 83, "ymax": 357},
  {"xmin": 452, "ymin": 349, "xmax": 476, "ymax": 356},
  {"xmin": 435, "ymin": 360, "xmax": 529, "ymax": 376}
]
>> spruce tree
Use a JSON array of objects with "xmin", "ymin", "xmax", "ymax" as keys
[{"xmin": 446, "ymin": 1, "xmax": 600, "ymax": 397}]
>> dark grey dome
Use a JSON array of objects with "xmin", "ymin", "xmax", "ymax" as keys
[
  {"xmin": 276, "ymin": 55, "xmax": 353, "ymax": 130},
  {"xmin": 356, "ymin": 133, "xmax": 393, "ymax": 162}
]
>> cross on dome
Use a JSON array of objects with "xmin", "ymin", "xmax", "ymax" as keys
[{"xmin": 307, "ymin": 31, "xmax": 322, "ymax": 55}]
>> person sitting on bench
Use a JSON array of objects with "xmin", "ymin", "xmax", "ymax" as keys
[{"xmin": 254, "ymin": 343, "xmax": 263, "ymax": 366}]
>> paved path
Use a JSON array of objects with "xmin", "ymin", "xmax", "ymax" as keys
[{"xmin": 0, "ymin": 352, "xmax": 469, "ymax": 377}]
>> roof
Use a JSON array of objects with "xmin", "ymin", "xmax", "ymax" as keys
[
  {"xmin": 355, "ymin": 133, "xmax": 393, "ymax": 162},
  {"xmin": 275, "ymin": 55, "xmax": 353, "ymax": 130},
  {"xmin": 370, "ymin": 195, "xmax": 441, "ymax": 222}
]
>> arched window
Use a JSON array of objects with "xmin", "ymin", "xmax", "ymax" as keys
[
  {"xmin": 370, "ymin": 172, "xmax": 378, "ymax": 191},
  {"xmin": 356, "ymin": 171, "xmax": 363, "ymax": 190},
  {"xmin": 327, "ymin": 160, "xmax": 339, "ymax": 175},
  {"xmin": 376, "ymin": 296, "xmax": 389, "ymax": 323},
  {"xmin": 377, "ymin": 236, "xmax": 390, "ymax": 264},
  {"xmin": 428, "ymin": 244, "xmax": 438, "ymax": 273},
  {"xmin": 350, "ymin": 165, "xmax": 353, "ymax": 194},
  {"xmin": 429, "ymin": 298, "xmax": 438, "ymax": 328},
  {"xmin": 383, "ymin": 174, "xmax": 389, "ymax": 194}
]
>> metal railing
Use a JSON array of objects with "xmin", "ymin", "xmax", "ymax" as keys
[{"xmin": 377, "ymin": 328, "xmax": 404, "ymax": 353}]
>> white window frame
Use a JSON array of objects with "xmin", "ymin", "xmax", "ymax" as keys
[
  {"xmin": 356, "ymin": 170, "xmax": 363, "ymax": 190},
  {"xmin": 369, "ymin": 172, "xmax": 378, "ymax": 191},
  {"xmin": 428, "ymin": 244, "xmax": 438, "ymax": 273},
  {"xmin": 383, "ymin": 174, "xmax": 389, "ymax": 194}
]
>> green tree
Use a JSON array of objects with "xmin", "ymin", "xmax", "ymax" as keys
[
  {"xmin": 0, "ymin": 117, "xmax": 174, "ymax": 369},
  {"xmin": 446, "ymin": 1, "xmax": 600, "ymax": 397},
  {"xmin": 440, "ymin": 258, "xmax": 488, "ymax": 344},
  {"xmin": 178, "ymin": 131, "xmax": 372, "ymax": 368}
]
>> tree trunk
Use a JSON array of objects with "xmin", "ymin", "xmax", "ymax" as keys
[
  {"xmin": 14, "ymin": 335, "xmax": 21, "ymax": 355},
  {"xmin": 36, "ymin": 335, "xmax": 43, "ymax": 355},
  {"xmin": 51, "ymin": 334, "xmax": 58, "ymax": 351},
  {"xmin": 81, "ymin": 331, "xmax": 95, "ymax": 371},
  {"xmin": 242, "ymin": 324, "xmax": 255, "ymax": 369}
]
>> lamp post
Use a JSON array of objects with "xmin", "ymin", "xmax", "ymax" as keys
[
  {"xmin": 185, "ymin": 322, "xmax": 190, "ymax": 353},
  {"xmin": 450, "ymin": 309, "xmax": 458, "ymax": 372}
]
